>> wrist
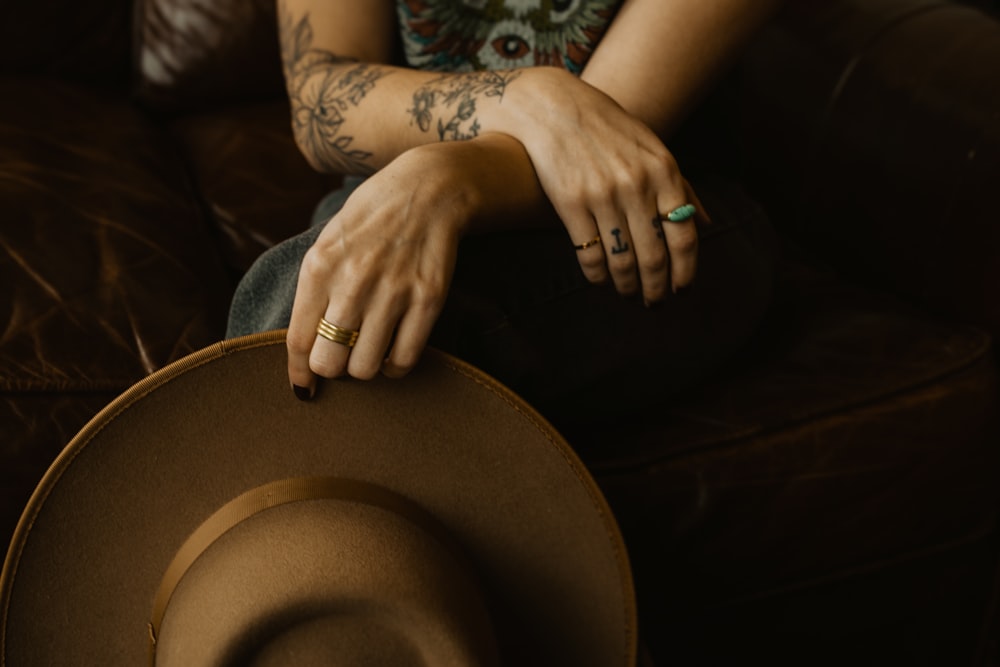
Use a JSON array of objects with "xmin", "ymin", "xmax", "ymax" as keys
[
  {"xmin": 484, "ymin": 66, "xmax": 572, "ymax": 144},
  {"xmin": 462, "ymin": 133, "xmax": 552, "ymax": 231},
  {"xmin": 402, "ymin": 134, "xmax": 548, "ymax": 234}
]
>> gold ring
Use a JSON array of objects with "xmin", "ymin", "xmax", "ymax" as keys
[
  {"xmin": 316, "ymin": 317, "xmax": 359, "ymax": 348},
  {"xmin": 573, "ymin": 235, "xmax": 602, "ymax": 251}
]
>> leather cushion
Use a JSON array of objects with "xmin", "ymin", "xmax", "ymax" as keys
[
  {"xmin": 168, "ymin": 102, "xmax": 340, "ymax": 275},
  {"xmin": 134, "ymin": 0, "xmax": 285, "ymax": 112},
  {"xmin": 0, "ymin": 77, "xmax": 235, "ymax": 552},
  {"xmin": 0, "ymin": 0, "xmax": 131, "ymax": 86},
  {"xmin": 581, "ymin": 253, "xmax": 998, "ymax": 611},
  {"xmin": 735, "ymin": 0, "xmax": 1000, "ymax": 335},
  {"xmin": 0, "ymin": 77, "xmax": 232, "ymax": 392}
]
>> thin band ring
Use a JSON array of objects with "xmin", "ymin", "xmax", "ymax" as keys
[
  {"xmin": 662, "ymin": 204, "xmax": 697, "ymax": 223},
  {"xmin": 573, "ymin": 235, "xmax": 602, "ymax": 251},
  {"xmin": 316, "ymin": 317, "xmax": 360, "ymax": 348}
]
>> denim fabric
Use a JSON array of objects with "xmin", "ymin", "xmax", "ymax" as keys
[
  {"xmin": 226, "ymin": 176, "xmax": 365, "ymax": 339},
  {"xmin": 227, "ymin": 175, "xmax": 776, "ymax": 430}
]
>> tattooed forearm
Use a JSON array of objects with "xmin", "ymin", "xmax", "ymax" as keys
[
  {"xmin": 290, "ymin": 63, "xmax": 386, "ymax": 173},
  {"xmin": 408, "ymin": 70, "xmax": 521, "ymax": 141},
  {"xmin": 279, "ymin": 5, "xmax": 388, "ymax": 174}
]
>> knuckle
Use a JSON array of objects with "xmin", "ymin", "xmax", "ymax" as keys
[
  {"xmin": 381, "ymin": 362, "xmax": 409, "ymax": 379},
  {"xmin": 390, "ymin": 350, "xmax": 420, "ymax": 375},
  {"xmin": 555, "ymin": 180, "xmax": 590, "ymax": 212},
  {"xmin": 411, "ymin": 279, "xmax": 447, "ymax": 313},
  {"xmin": 310, "ymin": 357, "xmax": 343, "ymax": 379},
  {"xmin": 654, "ymin": 148, "xmax": 678, "ymax": 174},
  {"xmin": 644, "ymin": 281, "xmax": 668, "ymax": 302},
  {"xmin": 626, "ymin": 162, "xmax": 653, "ymax": 192},
  {"xmin": 580, "ymin": 261, "xmax": 608, "ymax": 285},
  {"xmin": 349, "ymin": 361, "xmax": 380, "ymax": 381},
  {"xmin": 298, "ymin": 248, "xmax": 328, "ymax": 281},
  {"xmin": 613, "ymin": 275, "xmax": 639, "ymax": 296},
  {"xmin": 654, "ymin": 155, "xmax": 686, "ymax": 192},
  {"xmin": 613, "ymin": 178, "xmax": 640, "ymax": 202},
  {"xmin": 669, "ymin": 227, "xmax": 699, "ymax": 256},
  {"xmin": 616, "ymin": 164, "xmax": 649, "ymax": 194},
  {"xmin": 578, "ymin": 251, "xmax": 607, "ymax": 273},
  {"xmin": 608, "ymin": 252, "xmax": 637, "ymax": 276},
  {"xmin": 638, "ymin": 249, "xmax": 669, "ymax": 275},
  {"xmin": 286, "ymin": 329, "xmax": 314, "ymax": 355}
]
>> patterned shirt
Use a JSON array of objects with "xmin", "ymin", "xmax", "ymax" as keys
[{"xmin": 397, "ymin": 0, "xmax": 624, "ymax": 74}]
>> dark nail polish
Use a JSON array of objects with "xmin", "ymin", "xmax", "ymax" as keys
[{"xmin": 293, "ymin": 385, "xmax": 312, "ymax": 401}]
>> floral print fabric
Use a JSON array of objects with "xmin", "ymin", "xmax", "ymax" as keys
[{"xmin": 397, "ymin": 0, "xmax": 623, "ymax": 74}]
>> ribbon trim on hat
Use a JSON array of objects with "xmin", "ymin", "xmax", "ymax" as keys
[{"xmin": 147, "ymin": 477, "xmax": 458, "ymax": 666}]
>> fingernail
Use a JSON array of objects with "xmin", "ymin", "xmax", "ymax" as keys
[{"xmin": 293, "ymin": 384, "xmax": 312, "ymax": 401}]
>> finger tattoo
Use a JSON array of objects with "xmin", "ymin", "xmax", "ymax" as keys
[{"xmin": 610, "ymin": 228, "xmax": 630, "ymax": 255}]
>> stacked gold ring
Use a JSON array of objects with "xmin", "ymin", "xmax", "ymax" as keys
[{"xmin": 316, "ymin": 317, "xmax": 360, "ymax": 348}]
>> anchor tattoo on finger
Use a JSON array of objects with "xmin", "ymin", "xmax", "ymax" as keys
[{"xmin": 610, "ymin": 228, "xmax": 630, "ymax": 255}]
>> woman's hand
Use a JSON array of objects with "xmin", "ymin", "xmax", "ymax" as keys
[
  {"xmin": 286, "ymin": 144, "xmax": 468, "ymax": 394},
  {"xmin": 501, "ymin": 66, "xmax": 708, "ymax": 304},
  {"xmin": 285, "ymin": 133, "xmax": 545, "ymax": 394}
]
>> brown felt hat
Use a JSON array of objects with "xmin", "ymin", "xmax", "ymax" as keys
[{"xmin": 1, "ymin": 331, "xmax": 636, "ymax": 666}]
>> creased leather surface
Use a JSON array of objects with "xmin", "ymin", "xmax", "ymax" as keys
[
  {"xmin": 0, "ymin": 77, "xmax": 231, "ymax": 392},
  {"xmin": 735, "ymin": 0, "xmax": 1000, "ymax": 336},
  {"xmin": 0, "ymin": 0, "xmax": 132, "ymax": 87},
  {"xmin": 584, "ymin": 254, "xmax": 998, "ymax": 608},
  {"xmin": 169, "ymin": 103, "xmax": 340, "ymax": 275},
  {"xmin": 134, "ymin": 0, "xmax": 285, "ymax": 112}
]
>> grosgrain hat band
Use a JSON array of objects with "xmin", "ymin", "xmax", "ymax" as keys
[{"xmin": 148, "ymin": 477, "xmax": 457, "ymax": 665}]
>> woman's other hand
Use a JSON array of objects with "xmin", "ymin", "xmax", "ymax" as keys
[{"xmin": 502, "ymin": 66, "xmax": 708, "ymax": 306}]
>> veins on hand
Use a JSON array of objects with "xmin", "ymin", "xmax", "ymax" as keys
[
  {"xmin": 280, "ymin": 4, "xmax": 387, "ymax": 174},
  {"xmin": 408, "ymin": 70, "xmax": 521, "ymax": 141}
]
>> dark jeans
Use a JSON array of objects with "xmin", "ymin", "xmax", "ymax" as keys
[{"xmin": 227, "ymin": 175, "xmax": 776, "ymax": 431}]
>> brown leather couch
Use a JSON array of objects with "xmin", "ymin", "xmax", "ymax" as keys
[{"xmin": 2, "ymin": 0, "xmax": 999, "ymax": 664}]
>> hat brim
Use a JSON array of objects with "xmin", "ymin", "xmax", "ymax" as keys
[{"xmin": 1, "ymin": 330, "xmax": 636, "ymax": 665}]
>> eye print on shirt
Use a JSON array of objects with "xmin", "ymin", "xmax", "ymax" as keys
[
  {"xmin": 492, "ymin": 34, "xmax": 531, "ymax": 59},
  {"xmin": 478, "ymin": 19, "xmax": 536, "ymax": 70}
]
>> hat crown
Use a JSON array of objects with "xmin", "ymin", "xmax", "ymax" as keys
[
  {"xmin": 2, "ymin": 333, "xmax": 636, "ymax": 666},
  {"xmin": 154, "ymin": 479, "xmax": 499, "ymax": 667}
]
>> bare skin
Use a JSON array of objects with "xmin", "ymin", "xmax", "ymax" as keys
[{"xmin": 278, "ymin": 0, "xmax": 782, "ymax": 395}]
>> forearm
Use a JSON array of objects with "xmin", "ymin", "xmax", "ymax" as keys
[
  {"xmin": 282, "ymin": 0, "xmax": 781, "ymax": 178},
  {"xmin": 582, "ymin": 0, "xmax": 783, "ymax": 138},
  {"xmin": 284, "ymin": 50, "xmax": 526, "ymax": 175}
]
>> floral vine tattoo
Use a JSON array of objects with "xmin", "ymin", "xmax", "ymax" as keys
[
  {"xmin": 279, "ymin": 4, "xmax": 388, "ymax": 174},
  {"xmin": 408, "ymin": 70, "xmax": 521, "ymax": 141}
]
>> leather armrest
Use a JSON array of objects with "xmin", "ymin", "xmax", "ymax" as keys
[{"xmin": 730, "ymin": 0, "xmax": 1000, "ymax": 335}]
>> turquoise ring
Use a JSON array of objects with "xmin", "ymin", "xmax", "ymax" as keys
[{"xmin": 663, "ymin": 203, "xmax": 697, "ymax": 223}]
